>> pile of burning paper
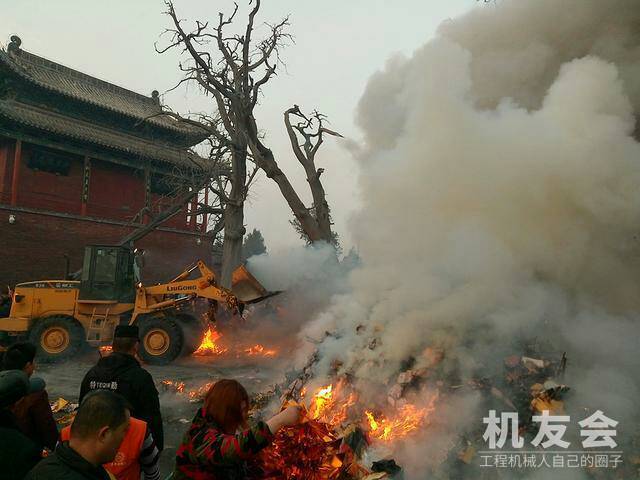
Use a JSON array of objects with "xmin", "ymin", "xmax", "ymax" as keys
[
  {"xmin": 258, "ymin": 402, "xmax": 372, "ymax": 480},
  {"xmin": 252, "ymin": 377, "xmax": 425, "ymax": 480}
]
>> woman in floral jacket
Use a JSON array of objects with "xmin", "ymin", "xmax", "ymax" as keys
[{"xmin": 174, "ymin": 379, "xmax": 301, "ymax": 480}]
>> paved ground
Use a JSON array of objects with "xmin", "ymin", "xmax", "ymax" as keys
[{"xmin": 37, "ymin": 351, "xmax": 287, "ymax": 477}]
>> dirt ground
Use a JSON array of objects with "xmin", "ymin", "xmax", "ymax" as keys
[{"xmin": 37, "ymin": 351, "xmax": 286, "ymax": 476}]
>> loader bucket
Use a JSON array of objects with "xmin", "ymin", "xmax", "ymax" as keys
[{"xmin": 231, "ymin": 265, "xmax": 279, "ymax": 303}]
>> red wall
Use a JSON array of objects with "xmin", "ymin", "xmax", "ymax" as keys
[
  {"xmin": 18, "ymin": 145, "xmax": 84, "ymax": 214},
  {"xmin": 87, "ymin": 159, "xmax": 145, "ymax": 221},
  {"xmin": 0, "ymin": 139, "xmax": 15, "ymax": 204},
  {"xmin": 0, "ymin": 138, "xmax": 197, "ymax": 230},
  {"xmin": 0, "ymin": 138, "xmax": 211, "ymax": 289},
  {"xmin": 0, "ymin": 207, "xmax": 211, "ymax": 287}
]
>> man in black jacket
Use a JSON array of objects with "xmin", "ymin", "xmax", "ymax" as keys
[
  {"xmin": 26, "ymin": 390, "xmax": 130, "ymax": 480},
  {"xmin": 79, "ymin": 325, "xmax": 164, "ymax": 450}
]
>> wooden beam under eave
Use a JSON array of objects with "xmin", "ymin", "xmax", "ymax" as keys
[{"xmin": 10, "ymin": 139, "xmax": 22, "ymax": 206}]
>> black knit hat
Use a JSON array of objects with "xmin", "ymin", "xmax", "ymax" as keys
[
  {"xmin": 0, "ymin": 370, "xmax": 29, "ymax": 408},
  {"xmin": 114, "ymin": 325, "xmax": 139, "ymax": 340}
]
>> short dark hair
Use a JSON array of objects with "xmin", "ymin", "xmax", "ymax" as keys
[
  {"xmin": 71, "ymin": 390, "xmax": 130, "ymax": 439},
  {"xmin": 112, "ymin": 337, "xmax": 138, "ymax": 353},
  {"xmin": 2, "ymin": 342, "xmax": 36, "ymax": 371}
]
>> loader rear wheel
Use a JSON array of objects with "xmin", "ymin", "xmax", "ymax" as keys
[
  {"xmin": 138, "ymin": 316, "xmax": 183, "ymax": 365},
  {"xmin": 29, "ymin": 316, "xmax": 84, "ymax": 362}
]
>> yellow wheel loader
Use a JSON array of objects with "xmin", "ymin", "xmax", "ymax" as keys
[{"xmin": 0, "ymin": 245, "xmax": 275, "ymax": 364}]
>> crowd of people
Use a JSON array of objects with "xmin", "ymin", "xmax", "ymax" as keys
[{"xmin": 0, "ymin": 325, "xmax": 302, "ymax": 480}]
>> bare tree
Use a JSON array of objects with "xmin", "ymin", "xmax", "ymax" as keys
[
  {"xmin": 284, "ymin": 105, "xmax": 342, "ymax": 248},
  {"xmin": 135, "ymin": 106, "xmax": 238, "ymax": 247},
  {"xmin": 158, "ymin": 0, "xmax": 286, "ymax": 286},
  {"xmin": 159, "ymin": 0, "xmax": 341, "ymax": 284}
]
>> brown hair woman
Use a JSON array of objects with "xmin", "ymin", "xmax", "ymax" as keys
[{"xmin": 173, "ymin": 379, "xmax": 301, "ymax": 479}]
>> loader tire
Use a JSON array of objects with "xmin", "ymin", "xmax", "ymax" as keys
[
  {"xmin": 176, "ymin": 314, "xmax": 205, "ymax": 356},
  {"xmin": 29, "ymin": 315, "xmax": 84, "ymax": 363},
  {"xmin": 138, "ymin": 316, "xmax": 183, "ymax": 365}
]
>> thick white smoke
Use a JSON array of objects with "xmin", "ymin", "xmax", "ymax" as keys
[
  {"xmin": 230, "ymin": 244, "xmax": 353, "ymax": 352},
  {"xmin": 299, "ymin": 1, "xmax": 640, "ymax": 477}
]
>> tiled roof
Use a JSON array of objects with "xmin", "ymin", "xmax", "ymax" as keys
[
  {"xmin": 0, "ymin": 36, "xmax": 207, "ymax": 141},
  {"xmin": 0, "ymin": 98, "xmax": 206, "ymax": 169}
]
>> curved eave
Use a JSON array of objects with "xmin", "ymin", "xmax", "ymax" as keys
[
  {"xmin": 0, "ymin": 99, "xmax": 207, "ymax": 170},
  {"xmin": 0, "ymin": 49, "xmax": 209, "ymax": 144}
]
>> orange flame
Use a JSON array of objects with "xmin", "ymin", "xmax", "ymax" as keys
[
  {"xmin": 306, "ymin": 381, "xmax": 358, "ymax": 427},
  {"xmin": 365, "ymin": 392, "xmax": 439, "ymax": 442},
  {"xmin": 193, "ymin": 326, "xmax": 228, "ymax": 356},
  {"xmin": 161, "ymin": 379, "xmax": 185, "ymax": 393},
  {"xmin": 244, "ymin": 344, "xmax": 277, "ymax": 357},
  {"xmin": 99, "ymin": 346, "xmax": 113, "ymax": 357},
  {"xmin": 365, "ymin": 411, "xmax": 379, "ymax": 430},
  {"xmin": 188, "ymin": 382, "xmax": 215, "ymax": 401},
  {"xmin": 309, "ymin": 384, "xmax": 333, "ymax": 420}
]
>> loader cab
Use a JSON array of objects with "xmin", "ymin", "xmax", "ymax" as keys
[{"xmin": 79, "ymin": 246, "xmax": 136, "ymax": 303}]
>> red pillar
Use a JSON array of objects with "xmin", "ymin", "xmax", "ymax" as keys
[{"xmin": 10, "ymin": 139, "xmax": 22, "ymax": 206}]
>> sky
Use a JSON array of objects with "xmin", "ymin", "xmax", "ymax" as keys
[{"xmin": 0, "ymin": 0, "xmax": 477, "ymax": 252}]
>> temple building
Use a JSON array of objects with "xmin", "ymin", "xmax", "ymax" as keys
[{"xmin": 0, "ymin": 35, "xmax": 212, "ymax": 287}]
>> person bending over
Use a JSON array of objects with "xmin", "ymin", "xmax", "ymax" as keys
[{"xmin": 174, "ymin": 379, "xmax": 302, "ymax": 479}]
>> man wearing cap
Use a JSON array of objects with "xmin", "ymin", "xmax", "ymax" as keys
[{"xmin": 79, "ymin": 325, "xmax": 164, "ymax": 451}]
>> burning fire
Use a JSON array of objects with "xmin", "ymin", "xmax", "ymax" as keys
[
  {"xmin": 309, "ymin": 385, "xmax": 334, "ymax": 420},
  {"xmin": 99, "ymin": 346, "xmax": 113, "ymax": 357},
  {"xmin": 304, "ymin": 381, "xmax": 439, "ymax": 442},
  {"xmin": 161, "ymin": 379, "xmax": 185, "ymax": 393},
  {"xmin": 244, "ymin": 344, "xmax": 277, "ymax": 356},
  {"xmin": 365, "ymin": 392, "xmax": 439, "ymax": 442},
  {"xmin": 161, "ymin": 379, "xmax": 213, "ymax": 402},
  {"xmin": 193, "ymin": 326, "xmax": 227, "ymax": 356},
  {"xmin": 192, "ymin": 325, "xmax": 278, "ymax": 358},
  {"xmin": 188, "ymin": 382, "xmax": 214, "ymax": 401},
  {"xmin": 307, "ymin": 382, "xmax": 358, "ymax": 427}
]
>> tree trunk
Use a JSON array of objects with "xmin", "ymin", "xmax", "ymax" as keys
[
  {"xmin": 307, "ymin": 175, "xmax": 333, "ymax": 243},
  {"xmin": 219, "ymin": 144, "xmax": 247, "ymax": 288},
  {"xmin": 244, "ymin": 115, "xmax": 324, "ymax": 242},
  {"xmin": 282, "ymin": 107, "xmax": 337, "ymax": 246}
]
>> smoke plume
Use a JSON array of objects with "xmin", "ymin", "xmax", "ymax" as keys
[{"xmin": 299, "ymin": 1, "xmax": 640, "ymax": 477}]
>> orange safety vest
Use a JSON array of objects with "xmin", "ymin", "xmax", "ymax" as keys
[{"xmin": 61, "ymin": 417, "xmax": 147, "ymax": 480}]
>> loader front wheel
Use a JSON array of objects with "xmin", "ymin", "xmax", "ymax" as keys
[
  {"xmin": 138, "ymin": 316, "xmax": 183, "ymax": 365},
  {"xmin": 29, "ymin": 316, "xmax": 84, "ymax": 362},
  {"xmin": 176, "ymin": 314, "xmax": 205, "ymax": 356}
]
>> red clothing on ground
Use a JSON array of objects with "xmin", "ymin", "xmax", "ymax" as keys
[{"xmin": 10, "ymin": 388, "xmax": 58, "ymax": 450}]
